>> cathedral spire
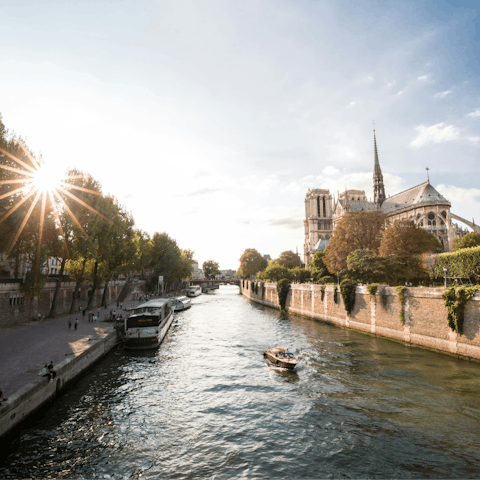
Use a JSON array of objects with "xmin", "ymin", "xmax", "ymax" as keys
[{"xmin": 373, "ymin": 128, "xmax": 386, "ymax": 205}]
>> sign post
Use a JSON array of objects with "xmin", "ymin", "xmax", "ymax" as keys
[{"xmin": 158, "ymin": 276, "xmax": 164, "ymax": 297}]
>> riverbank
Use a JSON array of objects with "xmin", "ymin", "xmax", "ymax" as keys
[
  {"xmin": 0, "ymin": 302, "xmax": 134, "ymax": 439},
  {"xmin": 241, "ymin": 281, "xmax": 480, "ymax": 362}
]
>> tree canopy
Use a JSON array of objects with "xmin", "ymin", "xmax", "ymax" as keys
[
  {"xmin": 379, "ymin": 219, "xmax": 442, "ymax": 257},
  {"xmin": 308, "ymin": 251, "xmax": 328, "ymax": 281},
  {"xmin": 452, "ymin": 232, "xmax": 480, "ymax": 252},
  {"xmin": 238, "ymin": 248, "xmax": 268, "ymax": 278},
  {"xmin": 203, "ymin": 260, "xmax": 220, "ymax": 279},
  {"xmin": 276, "ymin": 250, "xmax": 302, "ymax": 269},
  {"xmin": 324, "ymin": 211, "xmax": 386, "ymax": 274}
]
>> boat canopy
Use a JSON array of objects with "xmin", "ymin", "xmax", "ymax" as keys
[{"xmin": 126, "ymin": 313, "xmax": 162, "ymax": 328}]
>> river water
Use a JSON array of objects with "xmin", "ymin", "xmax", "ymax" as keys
[{"xmin": 1, "ymin": 285, "xmax": 480, "ymax": 479}]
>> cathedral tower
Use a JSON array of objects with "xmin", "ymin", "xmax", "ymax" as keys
[{"xmin": 373, "ymin": 130, "xmax": 386, "ymax": 205}]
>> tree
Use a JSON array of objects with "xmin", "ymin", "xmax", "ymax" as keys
[
  {"xmin": 290, "ymin": 266, "xmax": 310, "ymax": 283},
  {"xmin": 346, "ymin": 249, "xmax": 385, "ymax": 284},
  {"xmin": 452, "ymin": 232, "xmax": 480, "ymax": 252},
  {"xmin": 308, "ymin": 251, "xmax": 329, "ymax": 281},
  {"xmin": 324, "ymin": 211, "xmax": 386, "ymax": 274},
  {"xmin": 379, "ymin": 220, "xmax": 442, "ymax": 257},
  {"xmin": 203, "ymin": 260, "xmax": 220, "ymax": 279},
  {"xmin": 238, "ymin": 248, "xmax": 267, "ymax": 278},
  {"xmin": 276, "ymin": 250, "xmax": 302, "ymax": 269},
  {"xmin": 258, "ymin": 261, "xmax": 292, "ymax": 282}
]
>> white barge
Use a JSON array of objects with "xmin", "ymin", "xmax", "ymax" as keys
[
  {"xmin": 124, "ymin": 299, "xmax": 174, "ymax": 350},
  {"xmin": 170, "ymin": 295, "xmax": 192, "ymax": 311}
]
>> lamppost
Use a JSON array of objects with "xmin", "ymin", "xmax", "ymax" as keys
[{"xmin": 443, "ymin": 266, "xmax": 447, "ymax": 288}]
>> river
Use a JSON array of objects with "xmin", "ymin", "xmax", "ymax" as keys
[{"xmin": 1, "ymin": 285, "xmax": 480, "ymax": 479}]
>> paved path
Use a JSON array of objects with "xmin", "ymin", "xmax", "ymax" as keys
[{"xmin": 0, "ymin": 302, "xmax": 141, "ymax": 400}]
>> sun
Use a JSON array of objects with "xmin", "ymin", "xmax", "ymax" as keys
[
  {"xmin": 31, "ymin": 163, "xmax": 63, "ymax": 192},
  {"xmin": 0, "ymin": 143, "xmax": 111, "ymax": 262}
]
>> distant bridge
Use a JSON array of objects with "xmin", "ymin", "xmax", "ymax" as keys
[{"xmin": 190, "ymin": 278, "xmax": 240, "ymax": 287}]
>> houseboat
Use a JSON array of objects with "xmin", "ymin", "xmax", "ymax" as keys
[
  {"xmin": 170, "ymin": 296, "xmax": 192, "ymax": 311},
  {"xmin": 124, "ymin": 299, "xmax": 174, "ymax": 350},
  {"xmin": 187, "ymin": 285, "xmax": 202, "ymax": 297}
]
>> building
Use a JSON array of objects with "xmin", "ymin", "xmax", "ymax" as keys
[
  {"xmin": 303, "ymin": 189, "xmax": 334, "ymax": 265},
  {"xmin": 191, "ymin": 260, "xmax": 205, "ymax": 280},
  {"xmin": 303, "ymin": 130, "xmax": 476, "ymax": 264}
]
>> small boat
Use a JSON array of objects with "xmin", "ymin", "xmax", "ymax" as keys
[
  {"xmin": 187, "ymin": 285, "xmax": 202, "ymax": 297},
  {"xmin": 263, "ymin": 348, "xmax": 298, "ymax": 369}
]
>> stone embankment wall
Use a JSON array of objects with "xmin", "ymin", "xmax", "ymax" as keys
[
  {"xmin": 240, "ymin": 281, "xmax": 480, "ymax": 362},
  {"xmin": 0, "ymin": 330, "xmax": 118, "ymax": 439},
  {"xmin": 0, "ymin": 279, "xmax": 146, "ymax": 328}
]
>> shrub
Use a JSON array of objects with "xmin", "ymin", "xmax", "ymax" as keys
[
  {"xmin": 367, "ymin": 283, "xmax": 379, "ymax": 296},
  {"xmin": 251, "ymin": 281, "xmax": 256, "ymax": 294},
  {"xmin": 320, "ymin": 285, "xmax": 325, "ymax": 301},
  {"xmin": 433, "ymin": 246, "xmax": 480, "ymax": 283},
  {"xmin": 255, "ymin": 283, "xmax": 259, "ymax": 295},
  {"xmin": 340, "ymin": 279, "xmax": 357, "ymax": 315},
  {"xmin": 277, "ymin": 278, "xmax": 291, "ymax": 310},
  {"xmin": 396, "ymin": 286, "xmax": 406, "ymax": 324},
  {"xmin": 442, "ymin": 286, "xmax": 479, "ymax": 334},
  {"xmin": 333, "ymin": 285, "xmax": 338, "ymax": 304}
]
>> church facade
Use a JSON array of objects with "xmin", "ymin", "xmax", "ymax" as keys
[{"xmin": 304, "ymin": 131, "xmax": 474, "ymax": 265}]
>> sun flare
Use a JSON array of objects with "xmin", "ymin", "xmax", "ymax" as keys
[
  {"xmin": 0, "ymin": 144, "xmax": 111, "ymax": 261},
  {"xmin": 31, "ymin": 164, "xmax": 63, "ymax": 193}
]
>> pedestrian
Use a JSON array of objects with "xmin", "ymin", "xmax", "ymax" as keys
[
  {"xmin": 93, "ymin": 315, "xmax": 97, "ymax": 322},
  {"xmin": 74, "ymin": 319, "xmax": 79, "ymax": 330},
  {"xmin": 79, "ymin": 305, "xmax": 83, "ymax": 314},
  {"xmin": 68, "ymin": 319, "xmax": 72, "ymax": 330},
  {"xmin": 97, "ymin": 308, "xmax": 100, "ymax": 317},
  {"xmin": 82, "ymin": 308, "xmax": 85, "ymax": 317}
]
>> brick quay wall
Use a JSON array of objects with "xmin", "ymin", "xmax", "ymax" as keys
[{"xmin": 240, "ymin": 281, "xmax": 480, "ymax": 362}]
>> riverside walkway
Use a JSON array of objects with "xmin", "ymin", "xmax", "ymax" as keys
[{"xmin": 0, "ymin": 302, "xmax": 139, "ymax": 401}]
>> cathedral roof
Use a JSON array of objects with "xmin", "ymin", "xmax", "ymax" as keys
[
  {"xmin": 381, "ymin": 181, "xmax": 449, "ymax": 213},
  {"xmin": 314, "ymin": 238, "xmax": 330, "ymax": 251}
]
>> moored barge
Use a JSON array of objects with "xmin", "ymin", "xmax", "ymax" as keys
[{"xmin": 124, "ymin": 299, "xmax": 174, "ymax": 350}]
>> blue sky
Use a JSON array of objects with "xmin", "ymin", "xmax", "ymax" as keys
[{"xmin": 1, "ymin": 0, "xmax": 479, "ymax": 268}]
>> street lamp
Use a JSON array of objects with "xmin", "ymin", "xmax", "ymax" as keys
[{"xmin": 443, "ymin": 266, "xmax": 447, "ymax": 288}]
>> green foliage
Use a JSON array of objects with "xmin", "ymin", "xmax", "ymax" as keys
[
  {"xmin": 255, "ymin": 283, "xmax": 259, "ymax": 295},
  {"xmin": 276, "ymin": 250, "xmax": 302, "ymax": 269},
  {"xmin": 318, "ymin": 275, "xmax": 335, "ymax": 284},
  {"xmin": 203, "ymin": 260, "xmax": 220, "ymax": 279},
  {"xmin": 340, "ymin": 279, "xmax": 357, "ymax": 315},
  {"xmin": 320, "ymin": 285, "xmax": 325, "ymax": 301},
  {"xmin": 290, "ymin": 266, "xmax": 310, "ymax": 283},
  {"xmin": 346, "ymin": 249, "xmax": 384, "ymax": 284},
  {"xmin": 251, "ymin": 281, "xmax": 256, "ymax": 293},
  {"xmin": 277, "ymin": 278, "xmax": 291, "ymax": 310},
  {"xmin": 453, "ymin": 233, "xmax": 480, "ymax": 252},
  {"xmin": 396, "ymin": 286, "xmax": 406, "ymax": 324},
  {"xmin": 238, "ymin": 248, "xmax": 268, "ymax": 278},
  {"xmin": 258, "ymin": 261, "xmax": 292, "ymax": 282},
  {"xmin": 442, "ymin": 286, "xmax": 479, "ymax": 334},
  {"xmin": 433, "ymin": 246, "xmax": 480, "ymax": 283},
  {"xmin": 367, "ymin": 283, "xmax": 379, "ymax": 296},
  {"xmin": 333, "ymin": 286, "xmax": 338, "ymax": 304},
  {"xmin": 309, "ymin": 251, "xmax": 329, "ymax": 281}
]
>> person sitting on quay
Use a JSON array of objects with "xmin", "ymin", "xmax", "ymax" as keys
[
  {"xmin": 39, "ymin": 364, "xmax": 51, "ymax": 381},
  {"xmin": 47, "ymin": 362, "xmax": 57, "ymax": 383}
]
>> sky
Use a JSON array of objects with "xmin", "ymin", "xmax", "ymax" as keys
[{"xmin": 1, "ymin": 0, "xmax": 479, "ymax": 270}]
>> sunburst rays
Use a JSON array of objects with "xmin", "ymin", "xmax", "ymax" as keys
[{"xmin": 0, "ymin": 145, "xmax": 111, "ymax": 266}]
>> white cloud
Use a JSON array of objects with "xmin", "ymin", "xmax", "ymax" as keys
[
  {"xmin": 436, "ymin": 185, "xmax": 480, "ymax": 203},
  {"xmin": 322, "ymin": 166, "xmax": 340, "ymax": 176},
  {"xmin": 397, "ymin": 89, "xmax": 404, "ymax": 96},
  {"xmin": 387, "ymin": 80, "xmax": 396, "ymax": 87},
  {"xmin": 347, "ymin": 101, "xmax": 356, "ymax": 107},
  {"xmin": 434, "ymin": 90, "xmax": 452, "ymax": 98},
  {"xmin": 418, "ymin": 75, "xmax": 429, "ymax": 81},
  {"xmin": 466, "ymin": 109, "xmax": 480, "ymax": 118},
  {"xmin": 410, "ymin": 123, "xmax": 460, "ymax": 148},
  {"xmin": 468, "ymin": 137, "xmax": 480, "ymax": 143}
]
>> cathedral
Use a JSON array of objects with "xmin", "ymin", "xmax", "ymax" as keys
[{"xmin": 303, "ymin": 131, "xmax": 476, "ymax": 265}]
